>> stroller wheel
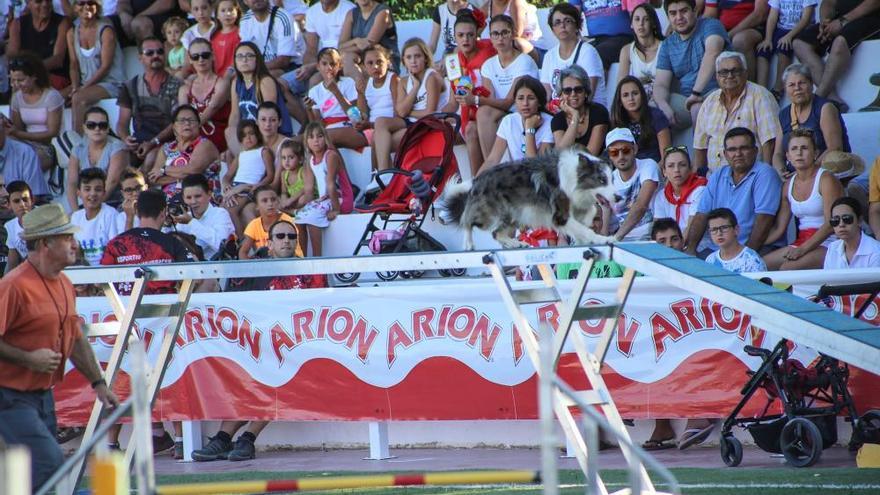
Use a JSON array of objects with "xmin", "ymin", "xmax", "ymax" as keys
[
  {"xmin": 377, "ymin": 271, "xmax": 399, "ymax": 281},
  {"xmin": 780, "ymin": 417, "xmax": 823, "ymax": 467},
  {"xmin": 410, "ymin": 270, "xmax": 426, "ymax": 278},
  {"xmin": 720, "ymin": 435, "xmax": 743, "ymax": 467},
  {"xmin": 449, "ymin": 267, "xmax": 467, "ymax": 277},
  {"xmin": 335, "ymin": 272, "xmax": 361, "ymax": 284}
]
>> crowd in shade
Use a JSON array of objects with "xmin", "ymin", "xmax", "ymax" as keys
[{"xmin": 1, "ymin": 0, "xmax": 879, "ymax": 477}]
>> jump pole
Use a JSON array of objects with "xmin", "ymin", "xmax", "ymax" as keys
[{"xmin": 156, "ymin": 470, "xmax": 541, "ymax": 495}]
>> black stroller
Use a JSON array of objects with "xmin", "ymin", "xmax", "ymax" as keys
[{"xmin": 719, "ymin": 281, "xmax": 880, "ymax": 467}]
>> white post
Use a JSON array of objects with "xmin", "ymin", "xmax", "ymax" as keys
[
  {"xmin": 181, "ymin": 421, "xmax": 203, "ymax": 462},
  {"xmin": 1, "ymin": 446, "xmax": 31, "ymax": 495},
  {"xmin": 364, "ymin": 422, "xmax": 395, "ymax": 460}
]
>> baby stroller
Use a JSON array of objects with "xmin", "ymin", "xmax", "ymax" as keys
[
  {"xmin": 719, "ymin": 280, "xmax": 880, "ymax": 467},
  {"xmin": 334, "ymin": 113, "xmax": 465, "ymax": 283}
]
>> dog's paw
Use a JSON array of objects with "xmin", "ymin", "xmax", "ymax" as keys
[{"xmin": 498, "ymin": 238, "xmax": 530, "ymax": 249}]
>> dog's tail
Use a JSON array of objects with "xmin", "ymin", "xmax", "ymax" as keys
[{"xmin": 437, "ymin": 180, "xmax": 472, "ymax": 225}]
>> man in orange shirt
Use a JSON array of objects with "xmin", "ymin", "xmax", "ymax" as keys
[{"xmin": 0, "ymin": 204, "xmax": 118, "ymax": 491}]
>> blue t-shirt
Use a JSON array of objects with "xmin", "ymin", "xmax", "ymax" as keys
[
  {"xmin": 706, "ymin": 246, "xmax": 767, "ymax": 273},
  {"xmin": 656, "ymin": 18, "xmax": 730, "ymax": 96},
  {"xmin": 697, "ymin": 161, "xmax": 782, "ymax": 249},
  {"xmin": 568, "ymin": 0, "xmax": 632, "ymax": 37},
  {"xmin": 779, "ymin": 95, "xmax": 851, "ymax": 154}
]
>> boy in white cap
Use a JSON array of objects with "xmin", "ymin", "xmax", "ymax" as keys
[{"xmin": 606, "ymin": 127, "xmax": 660, "ymax": 241}]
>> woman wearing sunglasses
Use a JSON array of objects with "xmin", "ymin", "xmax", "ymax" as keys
[
  {"xmin": 65, "ymin": 106, "xmax": 129, "ymax": 211},
  {"xmin": 763, "ymin": 129, "xmax": 843, "ymax": 270},
  {"xmin": 551, "ymin": 64, "xmax": 609, "ymax": 155},
  {"xmin": 178, "ymin": 38, "xmax": 231, "ymax": 152},
  {"xmin": 823, "ymin": 197, "xmax": 880, "ymax": 269},
  {"xmin": 66, "ymin": 0, "xmax": 126, "ymax": 133}
]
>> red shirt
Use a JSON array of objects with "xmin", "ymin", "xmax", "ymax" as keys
[
  {"xmin": 0, "ymin": 262, "xmax": 82, "ymax": 391},
  {"xmin": 452, "ymin": 39, "xmax": 496, "ymax": 133},
  {"xmin": 212, "ymin": 29, "xmax": 241, "ymax": 77}
]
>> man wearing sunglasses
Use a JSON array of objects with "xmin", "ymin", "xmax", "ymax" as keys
[
  {"xmin": 823, "ymin": 197, "xmax": 880, "ymax": 269},
  {"xmin": 606, "ymin": 127, "xmax": 660, "ymax": 241},
  {"xmin": 117, "ymin": 36, "xmax": 184, "ymax": 167}
]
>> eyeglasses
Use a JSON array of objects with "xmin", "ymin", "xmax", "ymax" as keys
[
  {"xmin": 84, "ymin": 120, "xmax": 109, "ymax": 130},
  {"xmin": 716, "ymin": 68, "xmax": 744, "ymax": 78},
  {"xmin": 190, "ymin": 51, "xmax": 212, "ymax": 61},
  {"xmin": 175, "ymin": 117, "xmax": 199, "ymax": 125},
  {"xmin": 664, "ymin": 144, "xmax": 689, "ymax": 154},
  {"xmin": 273, "ymin": 232, "xmax": 297, "ymax": 240},
  {"xmin": 552, "ymin": 17, "xmax": 577, "ymax": 27},
  {"xmin": 709, "ymin": 224, "xmax": 734, "ymax": 235},
  {"xmin": 235, "ymin": 52, "xmax": 257, "ymax": 60},
  {"xmin": 490, "ymin": 29, "xmax": 512, "ymax": 38},
  {"xmin": 142, "ymin": 48, "xmax": 165, "ymax": 57},
  {"xmin": 122, "ymin": 186, "xmax": 143, "ymax": 193},
  {"xmin": 607, "ymin": 146, "xmax": 633, "ymax": 158},
  {"xmin": 830, "ymin": 214, "xmax": 855, "ymax": 227},
  {"xmin": 561, "ymin": 85, "xmax": 587, "ymax": 96}
]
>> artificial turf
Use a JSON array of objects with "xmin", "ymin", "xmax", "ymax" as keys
[{"xmin": 148, "ymin": 467, "xmax": 880, "ymax": 495}]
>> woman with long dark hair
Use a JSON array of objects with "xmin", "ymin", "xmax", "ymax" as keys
[
  {"xmin": 226, "ymin": 41, "xmax": 294, "ymax": 154},
  {"xmin": 7, "ymin": 52, "xmax": 64, "ymax": 172},
  {"xmin": 481, "ymin": 75, "xmax": 552, "ymax": 173},
  {"xmin": 616, "ymin": 3, "xmax": 664, "ymax": 103},
  {"xmin": 610, "ymin": 76, "xmax": 670, "ymax": 162}
]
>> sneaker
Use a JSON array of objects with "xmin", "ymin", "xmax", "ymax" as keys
[
  {"xmin": 191, "ymin": 434, "xmax": 232, "ymax": 462},
  {"xmin": 173, "ymin": 441, "xmax": 183, "ymax": 460},
  {"xmin": 56, "ymin": 426, "xmax": 86, "ymax": 444},
  {"xmin": 227, "ymin": 435, "xmax": 256, "ymax": 462},
  {"xmin": 152, "ymin": 432, "xmax": 175, "ymax": 453}
]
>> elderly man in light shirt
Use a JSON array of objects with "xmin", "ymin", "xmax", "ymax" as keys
[
  {"xmin": 823, "ymin": 197, "xmax": 880, "ymax": 269},
  {"xmin": 692, "ymin": 51, "xmax": 782, "ymax": 174}
]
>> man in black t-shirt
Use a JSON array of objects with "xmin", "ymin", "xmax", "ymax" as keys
[{"xmin": 101, "ymin": 189, "xmax": 196, "ymax": 296}]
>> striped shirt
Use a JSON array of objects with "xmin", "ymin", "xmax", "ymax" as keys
[{"xmin": 240, "ymin": 7, "xmax": 304, "ymax": 65}]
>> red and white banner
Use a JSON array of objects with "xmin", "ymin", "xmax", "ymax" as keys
[{"xmin": 55, "ymin": 279, "xmax": 880, "ymax": 425}]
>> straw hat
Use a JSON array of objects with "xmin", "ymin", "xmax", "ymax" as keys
[
  {"xmin": 21, "ymin": 204, "xmax": 80, "ymax": 241},
  {"xmin": 820, "ymin": 151, "xmax": 865, "ymax": 179}
]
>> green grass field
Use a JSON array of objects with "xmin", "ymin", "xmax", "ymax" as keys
[{"xmin": 152, "ymin": 468, "xmax": 880, "ymax": 495}]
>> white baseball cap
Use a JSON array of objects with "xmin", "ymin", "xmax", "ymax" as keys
[{"xmin": 605, "ymin": 127, "xmax": 636, "ymax": 147}]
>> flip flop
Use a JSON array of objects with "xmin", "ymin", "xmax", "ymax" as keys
[
  {"xmin": 642, "ymin": 438, "xmax": 676, "ymax": 451},
  {"xmin": 678, "ymin": 423, "xmax": 715, "ymax": 450}
]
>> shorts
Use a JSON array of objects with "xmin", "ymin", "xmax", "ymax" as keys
[
  {"xmin": 280, "ymin": 69, "xmax": 310, "ymax": 96},
  {"xmin": 796, "ymin": 16, "xmax": 880, "ymax": 54},
  {"xmin": 792, "ymin": 227, "xmax": 834, "ymax": 248},
  {"xmin": 97, "ymin": 81, "xmax": 121, "ymax": 99},
  {"xmin": 590, "ymin": 34, "xmax": 634, "ymax": 70},
  {"xmin": 757, "ymin": 28, "xmax": 794, "ymax": 58}
]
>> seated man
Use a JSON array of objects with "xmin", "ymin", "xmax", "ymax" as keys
[
  {"xmin": 171, "ymin": 174, "xmax": 235, "ymax": 261},
  {"xmin": 240, "ymin": 0, "xmax": 304, "ymax": 84},
  {"xmin": 686, "ymin": 127, "xmax": 782, "ymax": 256},
  {"xmin": 117, "ymin": 37, "xmax": 185, "ymax": 168},
  {"xmin": 116, "ymin": 0, "xmax": 182, "ymax": 45},
  {"xmin": 704, "ymin": 0, "xmax": 770, "ymax": 81},
  {"xmin": 654, "ymin": 0, "xmax": 729, "ymax": 130},
  {"xmin": 693, "ymin": 51, "xmax": 781, "ymax": 172},
  {"xmin": 705, "ymin": 207, "xmax": 768, "ymax": 272},
  {"xmin": 192, "ymin": 219, "xmax": 325, "ymax": 462},
  {"xmin": 606, "ymin": 128, "xmax": 660, "ymax": 241},
  {"xmin": 0, "ymin": 124, "xmax": 51, "ymax": 203},
  {"xmin": 294, "ymin": 0, "xmax": 355, "ymax": 87},
  {"xmin": 792, "ymin": 0, "xmax": 880, "ymax": 112}
]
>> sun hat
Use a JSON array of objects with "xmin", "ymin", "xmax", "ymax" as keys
[
  {"xmin": 20, "ymin": 204, "xmax": 80, "ymax": 241},
  {"xmin": 605, "ymin": 127, "xmax": 636, "ymax": 147},
  {"xmin": 820, "ymin": 151, "xmax": 865, "ymax": 179}
]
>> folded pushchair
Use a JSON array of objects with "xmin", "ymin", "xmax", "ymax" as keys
[
  {"xmin": 719, "ymin": 281, "xmax": 880, "ymax": 467},
  {"xmin": 334, "ymin": 113, "xmax": 465, "ymax": 283}
]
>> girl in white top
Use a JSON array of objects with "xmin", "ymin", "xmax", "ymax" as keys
[
  {"xmin": 304, "ymin": 47, "xmax": 368, "ymax": 150},
  {"xmin": 373, "ymin": 38, "xmax": 447, "ymax": 170},
  {"xmin": 764, "ymin": 130, "xmax": 843, "ymax": 270},
  {"xmin": 617, "ymin": 4, "xmax": 664, "ymax": 103},
  {"xmin": 222, "ymin": 120, "xmax": 275, "ymax": 236},
  {"xmin": 480, "ymin": 0, "xmax": 542, "ymax": 56},
  {"xmin": 540, "ymin": 3, "xmax": 606, "ymax": 109},
  {"xmin": 651, "ymin": 147, "xmax": 710, "ymax": 251},
  {"xmin": 482, "ymin": 76, "xmax": 553, "ymax": 172},
  {"xmin": 475, "ymin": 15, "xmax": 539, "ymax": 172},
  {"xmin": 355, "ymin": 45, "xmax": 400, "ymax": 142}
]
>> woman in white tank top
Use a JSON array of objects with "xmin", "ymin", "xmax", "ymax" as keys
[
  {"xmin": 372, "ymin": 38, "xmax": 447, "ymax": 171},
  {"xmin": 763, "ymin": 130, "xmax": 844, "ymax": 270},
  {"xmin": 616, "ymin": 4, "xmax": 663, "ymax": 104}
]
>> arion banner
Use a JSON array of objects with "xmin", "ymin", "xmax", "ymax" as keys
[{"xmin": 54, "ymin": 278, "xmax": 880, "ymax": 425}]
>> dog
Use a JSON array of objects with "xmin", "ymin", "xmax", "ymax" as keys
[{"xmin": 440, "ymin": 147, "xmax": 617, "ymax": 250}]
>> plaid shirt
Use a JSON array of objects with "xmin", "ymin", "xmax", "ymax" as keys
[{"xmin": 693, "ymin": 82, "xmax": 782, "ymax": 170}]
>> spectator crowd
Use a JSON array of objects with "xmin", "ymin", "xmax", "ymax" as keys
[{"xmin": 1, "ymin": 0, "xmax": 879, "ymax": 468}]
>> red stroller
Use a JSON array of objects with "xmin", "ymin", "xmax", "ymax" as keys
[{"xmin": 335, "ymin": 113, "xmax": 465, "ymax": 283}]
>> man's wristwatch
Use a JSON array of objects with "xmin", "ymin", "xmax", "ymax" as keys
[
  {"xmin": 525, "ymin": 128, "xmax": 537, "ymax": 135},
  {"xmin": 838, "ymin": 15, "xmax": 848, "ymax": 26},
  {"xmin": 151, "ymin": 137, "xmax": 161, "ymax": 146}
]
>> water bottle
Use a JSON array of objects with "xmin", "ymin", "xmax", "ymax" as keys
[
  {"xmin": 455, "ymin": 76, "xmax": 473, "ymax": 96},
  {"xmin": 346, "ymin": 106, "xmax": 363, "ymax": 123}
]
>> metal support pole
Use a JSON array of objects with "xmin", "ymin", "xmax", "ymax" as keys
[
  {"xmin": 131, "ymin": 339, "xmax": 155, "ymax": 494},
  {"xmin": 539, "ymin": 321, "xmax": 558, "ymax": 495},
  {"xmin": 364, "ymin": 422, "xmax": 395, "ymax": 460}
]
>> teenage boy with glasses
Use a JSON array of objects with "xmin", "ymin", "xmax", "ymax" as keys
[{"xmin": 704, "ymin": 207, "xmax": 768, "ymax": 273}]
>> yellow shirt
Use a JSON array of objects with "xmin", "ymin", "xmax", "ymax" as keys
[{"xmin": 243, "ymin": 213, "xmax": 303, "ymax": 257}]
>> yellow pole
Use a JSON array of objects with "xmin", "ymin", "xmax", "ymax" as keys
[{"xmin": 91, "ymin": 452, "xmax": 129, "ymax": 495}]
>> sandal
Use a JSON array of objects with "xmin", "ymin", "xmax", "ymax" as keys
[{"xmin": 642, "ymin": 438, "xmax": 676, "ymax": 451}]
